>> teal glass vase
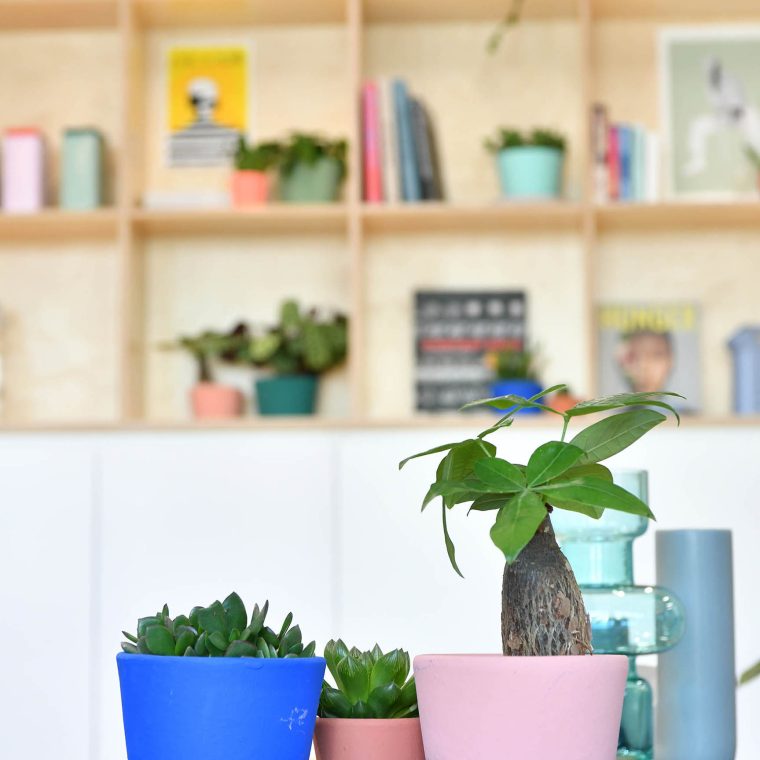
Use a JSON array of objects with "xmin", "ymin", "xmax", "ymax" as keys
[{"xmin": 553, "ymin": 470, "xmax": 685, "ymax": 760}]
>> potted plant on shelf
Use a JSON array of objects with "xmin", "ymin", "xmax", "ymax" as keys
[
  {"xmin": 246, "ymin": 300, "xmax": 348, "ymax": 416},
  {"xmin": 168, "ymin": 327, "xmax": 246, "ymax": 419},
  {"xmin": 117, "ymin": 592, "xmax": 323, "ymax": 760},
  {"xmin": 231, "ymin": 136, "xmax": 281, "ymax": 207},
  {"xmin": 399, "ymin": 386, "xmax": 681, "ymax": 759},
  {"xmin": 487, "ymin": 346, "xmax": 543, "ymax": 414},
  {"xmin": 314, "ymin": 640, "xmax": 424, "ymax": 760},
  {"xmin": 485, "ymin": 127, "xmax": 566, "ymax": 200},
  {"xmin": 278, "ymin": 133, "xmax": 348, "ymax": 203}
]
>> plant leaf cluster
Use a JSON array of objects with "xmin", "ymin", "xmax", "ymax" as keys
[
  {"xmin": 165, "ymin": 323, "xmax": 247, "ymax": 382},
  {"xmin": 319, "ymin": 640, "xmax": 418, "ymax": 719},
  {"xmin": 234, "ymin": 137, "xmax": 282, "ymax": 172},
  {"xmin": 120, "ymin": 592, "xmax": 316, "ymax": 659},
  {"xmin": 485, "ymin": 127, "xmax": 566, "ymax": 153},
  {"xmin": 489, "ymin": 347, "xmax": 540, "ymax": 381},
  {"xmin": 279, "ymin": 133, "xmax": 348, "ymax": 180},
  {"xmin": 400, "ymin": 385, "xmax": 682, "ymax": 575}
]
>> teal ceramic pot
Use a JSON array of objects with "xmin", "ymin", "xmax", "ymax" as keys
[
  {"xmin": 497, "ymin": 146, "xmax": 564, "ymax": 200},
  {"xmin": 255, "ymin": 374, "xmax": 318, "ymax": 415},
  {"xmin": 279, "ymin": 157, "xmax": 342, "ymax": 203}
]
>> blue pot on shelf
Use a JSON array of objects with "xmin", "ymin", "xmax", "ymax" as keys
[
  {"xmin": 117, "ymin": 654, "xmax": 325, "ymax": 760},
  {"xmin": 489, "ymin": 379, "xmax": 544, "ymax": 414},
  {"xmin": 497, "ymin": 146, "xmax": 564, "ymax": 200}
]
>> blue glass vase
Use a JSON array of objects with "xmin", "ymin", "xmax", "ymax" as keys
[{"xmin": 553, "ymin": 471, "xmax": 685, "ymax": 760}]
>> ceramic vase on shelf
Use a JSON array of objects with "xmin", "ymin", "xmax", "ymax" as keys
[
  {"xmin": 190, "ymin": 382, "xmax": 244, "ymax": 420},
  {"xmin": 279, "ymin": 157, "xmax": 342, "ymax": 203},
  {"xmin": 231, "ymin": 169, "xmax": 269, "ymax": 206},
  {"xmin": 496, "ymin": 145, "xmax": 563, "ymax": 200},
  {"xmin": 254, "ymin": 374, "xmax": 318, "ymax": 416}
]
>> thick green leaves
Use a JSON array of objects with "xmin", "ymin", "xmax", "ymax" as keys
[
  {"xmin": 489, "ymin": 491, "xmax": 547, "ymax": 564},
  {"xmin": 320, "ymin": 685, "xmax": 354, "ymax": 718},
  {"xmin": 367, "ymin": 683, "xmax": 402, "ymax": 717},
  {"xmin": 557, "ymin": 463, "xmax": 613, "ymax": 483},
  {"xmin": 474, "ymin": 457, "xmax": 525, "ymax": 491},
  {"xmin": 526, "ymin": 441, "xmax": 584, "ymax": 486},
  {"xmin": 442, "ymin": 503, "xmax": 463, "ymax": 577},
  {"xmin": 223, "ymin": 592, "xmax": 248, "ymax": 632},
  {"xmin": 541, "ymin": 476, "xmax": 655, "ymax": 519},
  {"xmin": 566, "ymin": 391, "xmax": 683, "ymax": 423},
  {"xmin": 570, "ymin": 409, "xmax": 666, "ymax": 464},
  {"xmin": 145, "ymin": 624, "xmax": 175, "ymax": 656},
  {"xmin": 336, "ymin": 651, "xmax": 371, "ymax": 704},
  {"xmin": 197, "ymin": 601, "xmax": 228, "ymax": 635},
  {"xmin": 225, "ymin": 640, "xmax": 259, "ymax": 658}
]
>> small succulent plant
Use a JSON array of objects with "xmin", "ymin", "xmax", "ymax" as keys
[
  {"xmin": 318, "ymin": 640, "xmax": 419, "ymax": 719},
  {"xmin": 120, "ymin": 592, "xmax": 316, "ymax": 659}
]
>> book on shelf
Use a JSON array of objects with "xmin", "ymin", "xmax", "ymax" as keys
[
  {"xmin": 597, "ymin": 302, "xmax": 700, "ymax": 414},
  {"xmin": 415, "ymin": 290, "xmax": 526, "ymax": 412},
  {"xmin": 592, "ymin": 104, "xmax": 661, "ymax": 204},
  {"xmin": 361, "ymin": 77, "xmax": 444, "ymax": 204}
]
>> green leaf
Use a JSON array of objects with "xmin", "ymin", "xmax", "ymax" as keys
[
  {"xmin": 279, "ymin": 625, "xmax": 302, "ymax": 654},
  {"xmin": 121, "ymin": 642, "xmax": 139, "ymax": 654},
  {"xmin": 566, "ymin": 391, "xmax": 683, "ymax": 423},
  {"xmin": 442, "ymin": 502, "xmax": 464, "ymax": 578},
  {"xmin": 278, "ymin": 612, "xmax": 294, "ymax": 641},
  {"xmin": 173, "ymin": 627, "xmax": 197, "ymax": 656},
  {"xmin": 421, "ymin": 479, "xmax": 486, "ymax": 511},
  {"xmin": 197, "ymin": 601, "xmax": 228, "ymax": 635},
  {"xmin": 435, "ymin": 439, "xmax": 496, "ymax": 507},
  {"xmin": 370, "ymin": 649, "xmax": 407, "ymax": 691},
  {"xmin": 320, "ymin": 685, "xmax": 353, "ymax": 718},
  {"xmin": 388, "ymin": 677, "xmax": 418, "ymax": 719},
  {"xmin": 468, "ymin": 492, "xmax": 512, "ymax": 513},
  {"xmin": 249, "ymin": 600, "xmax": 269, "ymax": 637},
  {"xmin": 351, "ymin": 701, "xmax": 375, "ymax": 719},
  {"xmin": 324, "ymin": 639, "xmax": 349, "ymax": 687},
  {"xmin": 302, "ymin": 641, "xmax": 316, "ymax": 658},
  {"xmin": 367, "ymin": 682, "xmax": 401, "ymax": 718},
  {"xmin": 526, "ymin": 441, "xmax": 584, "ymax": 486},
  {"xmin": 336, "ymin": 655, "xmax": 371, "ymax": 704},
  {"xmin": 122, "ymin": 630, "xmax": 138, "ymax": 644},
  {"xmin": 556, "ymin": 463, "xmax": 613, "ymax": 483},
  {"xmin": 145, "ymin": 625, "xmax": 175, "ymax": 656},
  {"xmin": 569, "ymin": 409, "xmax": 666, "ymax": 464},
  {"xmin": 398, "ymin": 440, "xmax": 466, "ymax": 470},
  {"xmin": 137, "ymin": 616, "xmax": 161, "ymax": 637},
  {"xmin": 461, "ymin": 394, "xmax": 563, "ymax": 416},
  {"xmin": 225, "ymin": 640, "xmax": 259, "ymax": 658},
  {"xmin": 208, "ymin": 630, "xmax": 228, "ymax": 652},
  {"xmin": 740, "ymin": 660, "xmax": 760, "ymax": 685},
  {"xmin": 222, "ymin": 592, "xmax": 248, "ymax": 632},
  {"xmin": 489, "ymin": 491, "xmax": 547, "ymax": 564},
  {"xmin": 541, "ymin": 476, "xmax": 655, "ymax": 519},
  {"xmin": 370, "ymin": 643, "xmax": 383, "ymax": 663},
  {"xmin": 474, "ymin": 457, "xmax": 526, "ymax": 491},
  {"xmin": 194, "ymin": 631, "xmax": 208, "ymax": 656}
]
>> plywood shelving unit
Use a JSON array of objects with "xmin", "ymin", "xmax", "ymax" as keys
[{"xmin": 1, "ymin": 0, "xmax": 759, "ymax": 428}]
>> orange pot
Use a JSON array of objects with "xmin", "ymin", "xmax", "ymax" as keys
[
  {"xmin": 230, "ymin": 170, "xmax": 269, "ymax": 206},
  {"xmin": 314, "ymin": 718, "xmax": 425, "ymax": 760},
  {"xmin": 190, "ymin": 382, "xmax": 244, "ymax": 419}
]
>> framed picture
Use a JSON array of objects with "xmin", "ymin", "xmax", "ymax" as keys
[{"xmin": 660, "ymin": 26, "xmax": 760, "ymax": 199}]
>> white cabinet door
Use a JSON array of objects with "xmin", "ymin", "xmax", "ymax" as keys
[{"xmin": 0, "ymin": 438, "xmax": 94, "ymax": 760}]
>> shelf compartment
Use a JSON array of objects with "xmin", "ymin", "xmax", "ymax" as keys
[
  {"xmin": 592, "ymin": 0, "xmax": 760, "ymax": 21},
  {"xmin": 361, "ymin": 202, "xmax": 584, "ymax": 233},
  {"xmin": 595, "ymin": 202, "xmax": 760, "ymax": 231},
  {"xmin": 131, "ymin": 206, "xmax": 349, "ymax": 235},
  {"xmin": 0, "ymin": 209, "xmax": 119, "ymax": 241},
  {"xmin": 364, "ymin": 0, "xmax": 577, "ymax": 23},
  {"xmin": 0, "ymin": 0, "xmax": 117, "ymax": 30}
]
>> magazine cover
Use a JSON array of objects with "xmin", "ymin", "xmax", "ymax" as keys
[
  {"xmin": 598, "ymin": 303, "xmax": 700, "ymax": 413},
  {"xmin": 415, "ymin": 291, "xmax": 526, "ymax": 412},
  {"xmin": 166, "ymin": 45, "xmax": 249, "ymax": 167}
]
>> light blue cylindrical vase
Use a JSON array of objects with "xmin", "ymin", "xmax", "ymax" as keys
[
  {"xmin": 497, "ymin": 146, "xmax": 563, "ymax": 200},
  {"xmin": 655, "ymin": 530, "xmax": 736, "ymax": 760},
  {"xmin": 61, "ymin": 127, "xmax": 103, "ymax": 210}
]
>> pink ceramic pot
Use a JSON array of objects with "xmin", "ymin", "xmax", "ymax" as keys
[
  {"xmin": 414, "ymin": 654, "xmax": 627, "ymax": 760},
  {"xmin": 190, "ymin": 382, "xmax": 244, "ymax": 419},
  {"xmin": 313, "ymin": 717, "xmax": 425, "ymax": 760},
  {"xmin": 231, "ymin": 170, "xmax": 269, "ymax": 206}
]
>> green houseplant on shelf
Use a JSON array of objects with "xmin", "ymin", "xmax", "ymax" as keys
[
  {"xmin": 313, "ymin": 640, "xmax": 424, "ymax": 760},
  {"xmin": 485, "ymin": 127, "xmax": 566, "ymax": 200},
  {"xmin": 278, "ymin": 133, "xmax": 348, "ymax": 203},
  {"xmin": 487, "ymin": 346, "xmax": 543, "ymax": 413},
  {"xmin": 400, "ymin": 386, "xmax": 681, "ymax": 759},
  {"xmin": 231, "ymin": 137, "xmax": 281, "ymax": 207},
  {"xmin": 245, "ymin": 300, "xmax": 348, "ymax": 416},
  {"xmin": 117, "ymin": 592, "xmax": 324, "ymax": 760}
]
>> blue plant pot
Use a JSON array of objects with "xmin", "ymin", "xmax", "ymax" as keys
[
  {"xmin": 117, "ymin": 654, "xmax": 326, "ymax": 760},
  {"xmin": 255, "ymin": 374, "xmax": 318, "ymax": 416},
  {"xmin": 490, "ymin": 379, "xmax": 544, "ymax": 415},
  {"xmin": 497, "ymin": 146, "xmax": 564, "ymax": 200}
]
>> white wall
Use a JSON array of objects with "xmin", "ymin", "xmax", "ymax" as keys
[{"xmin": 0, "ymin": 425, "xmax": 758, "ymax": 758}]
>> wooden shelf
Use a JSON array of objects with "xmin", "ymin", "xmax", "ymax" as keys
[
  {"xmin": 0, "ymin": 209, "xmax": 119, "ymax": 242},
  {"xmin": 592, "ymin": 0, "xmax": 760, "ymax": 21},
  {"xmin": 131, "ymin": 206, "xmax": 348, "ymax": 235},
  {"xmin": 595, "ymin": 202, "xmax": 760, "ymax": 232},
  {"xmin": 0, "ymin": 0, "xmax": 117, "ymax": 30},
  {"xmin": 364, "ymin": 0, "xmax": 577, "ymax": 23}
]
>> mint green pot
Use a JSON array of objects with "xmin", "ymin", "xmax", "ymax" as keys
[
  {"xmin": 497, "ymin": 146, "xmax": 564, "ymax": 200},
  {"xmin": 279, "ymin": 157, "xmax": 342, "ymax": 203},
  {"xmin": 255, "ymin": 374, "xmax": 318, "ymax": 416}
]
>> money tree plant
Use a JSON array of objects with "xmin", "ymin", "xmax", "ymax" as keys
[
  {"xmin": 120, "ymin": 592, "xmax": 316, "ymax": 659},
  {"xmin": 400, "ymin": 386, "xmax": 681, "ymax": 657},
  {"xmin": 318, "ymin": 640, "xmax": 418, "ymax": 719}
]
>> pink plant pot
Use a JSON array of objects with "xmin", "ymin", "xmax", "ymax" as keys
[
  {"xmin": 231, "ymin": 170, "xmax": 269, "ymax": 206},
  {"xmin": 414, "ymin": 654, "xmax": 627, "ymax": 760},
  {"xmin": 313, "ymin": 718, "xmax": 425, "ymax": 760},
  {"xmin": 190, "ymin": 382, "xmax": 244, "ymax": 419}
]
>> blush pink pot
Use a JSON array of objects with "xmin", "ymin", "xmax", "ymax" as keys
[
  {"xmin": 414, "ymin": 654, "xmax": 627, "ymax": 760},
  {"xmin": 190, "ymin": 382, "xmax": 244, "ymax": 419},
  {"xmin": 230, "ymin": 170, "xmax": 269, "ymax": 206},
  {"xmin": 313, "ymin": 717, "xmax": 425, "ymax": 760}
]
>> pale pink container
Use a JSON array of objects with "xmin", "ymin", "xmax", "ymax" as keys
[
  {"xmin": 414, "ymin": 654, "xmax": 627, "ymax": 760},
  {"xmin": 313, "ymin": 718, "xmax": 425, "ymax": 760},
  {"xmin": 2, "ymin": 127, "xmax": 45, "ymax": 213},
  {"xmin": 230, "ymin": 170, "xmax": 269, "ymax": 206},
  {"xmin": 190, "ymin": 382, "xmax": 243, "ymax": 419}
]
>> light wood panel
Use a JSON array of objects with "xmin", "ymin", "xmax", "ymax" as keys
[
  {"xmin": 0, "ymin": 0, "xmax": 117, "ymax": 30},
  {"xmin": 0, "ymin": 209, "xmax": 118, "ymax": 240}
]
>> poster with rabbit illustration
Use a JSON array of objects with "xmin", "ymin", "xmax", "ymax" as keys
[{"xmin": 660, "ymin": 27, "xmax": 760, "ymax": 198}]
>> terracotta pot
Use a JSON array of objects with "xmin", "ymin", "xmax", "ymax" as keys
[
  {"xmin": 414, "ymin": 654, "xmax": 627, "ymax": 760},
  {"xmin": 313, "ymin": 718, "xmax": 425, "ymax": 760},
  {"xmin": 548, "ymin": 391, "xmax": 582, "ymax": 413},
  {"xmin": 190, "ymin": 382, "xmax": 244, "ymax": 419},
  {"xmin": 231, "ymin": 170, "xmax": 269, "ymax": 206}
]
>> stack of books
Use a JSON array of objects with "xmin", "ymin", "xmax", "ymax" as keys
[
  {"xmin": 591, "ymin": 104, "xmax": 661, "ymax": 204},
  {"xmin": 360, "ymin": 79, "xmax": 444, "ymax": 204}
]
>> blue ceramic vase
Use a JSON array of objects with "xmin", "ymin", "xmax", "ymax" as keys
[
  {"xmin": 489, "ymin": 379, "xmax": 543, "ymax": 414},
  {"xmin": 497, "ymin": 146, "xmax": 563, "ymax": 199}
]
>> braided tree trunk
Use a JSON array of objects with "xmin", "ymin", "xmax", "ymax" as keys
[{"xmin": 501, "ymin": 514, "xmax": 592, "ymax": 656}]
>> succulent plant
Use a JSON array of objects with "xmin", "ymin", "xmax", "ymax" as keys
[
  {"xmin": 234, "ymin": 136, "xmax": 282, "ymax": 172},
  {"xmin": 163, "ymin": 324, "xmax": 247, "ymax": 383},
  {"xmin": 489, "ymin": 346, "xmax": 541, "ymax": 381},
  {"xmin": 120, "ymin": 592, "xmax": 316, "ymax": 659},
  {"xmin": 485, "ymin": 127, "xmax": 566, "ymax": 153},
  {"xmin": 279, "ymin": 133, "xmax": 348, "ymax": 181},
  {"xmin": 318, "ymin": 640, "xmax": 419, "ymax": 719}
]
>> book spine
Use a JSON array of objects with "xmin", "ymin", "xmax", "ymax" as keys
[
  {"xmin": 425, "ymin": 102, "xmax": 445, "ymax": 201},
  {"xmin": 361, "ymin": 82, "xmax": 383, "ymax": 203},
  {"xmin": 631, "ymin": 126, "xmax": 645, "ymax": 203},
  {"xmin": 410, "ymin": 98, "xmax": 435, "ymax": 200},
  {"xmin": 393, "ymin": 79, "xmax": 421, "ymax": 202},
  {"xmin": 618, "ymin": 125, "xmax": 633, "ymax": 201},
  {"xmin": 377, "ymin": 77, "xmax": 400, "ymax": 204},
  {"xmin": 645, "ymin": 131, "xmax": 661, "ymax": 203},
  {"xmin": 591, "ymin": 103, "xmax": 609, "ymax": 204},
  {"xmin": 607, "ymin": 125, "xmax": 620, "ymax": 202}
]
